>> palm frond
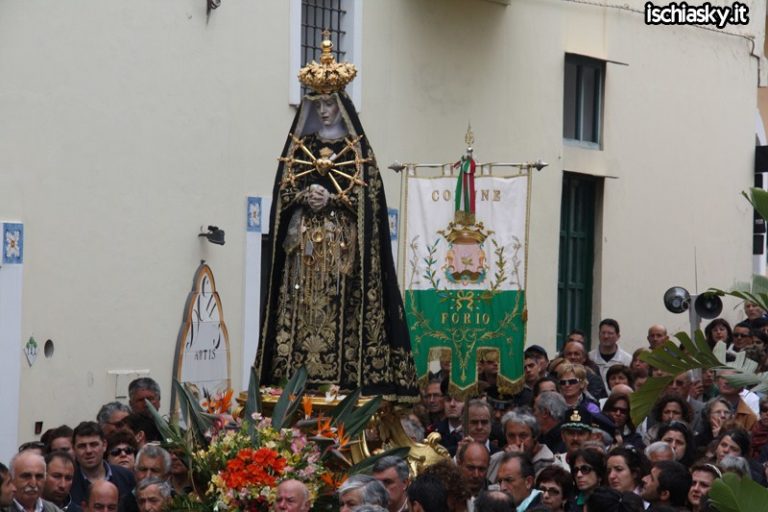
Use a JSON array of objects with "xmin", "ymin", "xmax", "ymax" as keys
[
  {"xmin": 708, "ymin": 473, "xmax": 768, "ymax": 512},
  {"xmin": 271, "ymin": 367, "xmax": 308, "ymax": 430},
  {"xmin": 633, "ymin": 333, "xmax": 726, "ymax": 426},
  {"xmin": 630, "ymin": 376, "xmax": 673, "ymax": 427},
  {"xmin": 330, "ymin": 389, "xmax": 363, "ymax": 424},
  {"xmin": 346, "ymin": 447, "xmax": 411, "ymax": 475},
  {"xmin": 173, "ymin": 380, "xmax": 215, "ymax": 445},
  {"xmin": 634, "ymin": 329, "xmax": 768, "ymax": 425},
  {"xmin": 338, "ymin": 397, "xmax": 382, "ymax": 439}
]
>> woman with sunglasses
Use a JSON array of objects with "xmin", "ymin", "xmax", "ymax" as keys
[
  {"xmin": 656, "ymin": 421, "xmax": 696, "ymax": 467},
  {"xmin": 105, "ymin": 430, "xmax": 138, "ymax": 472},
  {"xmin": 560, "ymin": 340, "xmax": 607, "ymax": 400},
  {"xmin": 605, "ymin": 446, "xmax": 645, "ymax": 494},
  {"xmin": 557, "ymin": 363, "xmax": 600, "ymax": 414},
  {"xmin": 567, "ymin": 449, "xmax": 606, "ymax": 512},
  {"xmin": 536, "ymin": 465, "xmax": 574, "ymax": 512},
  {"xmin": 602, "ymin": 393, "xmax": 643, "ymax": 449}
]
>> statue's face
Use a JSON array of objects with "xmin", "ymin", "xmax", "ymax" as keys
[{"xmin": 315, "ymin": 96, "xmax": 340, "ymax": 126}]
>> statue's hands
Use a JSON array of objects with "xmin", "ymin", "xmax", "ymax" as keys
[{"xmin": 307, "ymin": 184, "xmax": 330, "ymax": 211}]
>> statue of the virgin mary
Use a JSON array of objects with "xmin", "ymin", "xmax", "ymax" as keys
[{"xmin": 255, "ymin": 34, "xmax": 419, "ymax": 402}]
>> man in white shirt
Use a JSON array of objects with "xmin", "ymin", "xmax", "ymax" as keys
[{"xmin": 588, "ymin": 318, "xmax": 632, "ymax": 389}]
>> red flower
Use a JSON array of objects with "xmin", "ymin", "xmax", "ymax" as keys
[{"xmin": 220, "ymin": 447, "xmax": 287, "ymax": 490}]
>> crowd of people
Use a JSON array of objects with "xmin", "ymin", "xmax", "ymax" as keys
[
  {"xmin": 406, "ymin": 310, "xmax": 768, "ymax": 512},
  {"xmin": 3, "ymin": 307, "xmax": 768, "ymax": 512}
]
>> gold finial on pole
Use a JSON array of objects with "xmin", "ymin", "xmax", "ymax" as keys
[
  {"xmin": 465, "ymin": 123, "xmax": 474, "ymax": 156},
  {"xmin": 465, "ymin": 123, "xmax": 474, "ymax": 147}
]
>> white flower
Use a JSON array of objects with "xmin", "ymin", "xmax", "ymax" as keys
[{"xmin": 5, "ymin": 230, "xmax": 20, "ymax": 259}]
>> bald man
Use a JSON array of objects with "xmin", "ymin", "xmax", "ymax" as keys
[
  {"xmin": 610, "ymin": 384, "xmax": 634, "ymax": 396},
  {"xmin": 82, "ymin": 481, "xmax": 118, "ymax": 512},
  {"xmin": 274, "ymin": 479, "xmax": 311, "ymax": 512},
  {"xmin": 647, "ymin": 325, "xmax": 669, "ymax": 350}
]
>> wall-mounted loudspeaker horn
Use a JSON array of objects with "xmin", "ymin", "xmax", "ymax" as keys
[
  {"xmin": 663, "ymin": 286, "xmax": 691, "ymax": 314},
  {"xmin": 694, "ymin": 293, "xmax": 723, "ymax": 319}
]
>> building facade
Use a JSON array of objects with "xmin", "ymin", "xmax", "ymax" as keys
[{"xmin": 0, "ymin": 0, "xmax": 763, "ymax": 457}]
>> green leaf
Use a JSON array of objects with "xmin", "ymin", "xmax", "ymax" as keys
[
  {"xmin": 245, "ymin": 366, "xmax": 263, "ymax": 442},
  {"xmin": 713, "ymin": 339, "xmax": 727, "ymax": 364},
  {"xmin": 271, "ymin": 367, "xmax": 307, "ymax": 430},
  {"xmin": 327, "ymin": 448, "xmax": 353, "ymax": 466},
  {"xmin": 632, "ymin": 330, "xmax": 735, "ymax": 426},
  {"xmin": 639, "ymin": 340, "xmax": 694, "ymax": 374},
  {"xmin": 307, "ymin": 435, "xmax": 337, "ymax": 448},
  {"xmin": 146, "ymin": 401, "xmax": 182, "ymax": 447},
  {"xmin": 346, "ymin": 446, "xmax": 411, "ymax": 476},
  {"xmin": 341, "ymin": 396, "xmax": 382, "ymax": 439},
  {"xmin": 245, "ymin": 367, "xmax": 262, "ymax": 419},
  {"xmin": 709, "ymin": 473, "xmax": 768, "ymax": 512},
  {"xmin": 630, "ymin": 376, "xmax": 673, "ymax": 427},
  {"xmin": 693, "ymin": 330, "xmax": 722, "ymax": 367},
  {"xmin": 330, "ymin": 389, "xmax": 363, "ymax": 424},
  {"xmin": 173, "ymin": 380, "xmax": 214, "ymax": 444},
  {"xmin": 745, "ymin": 188, "xmax": 768, "ymax": 228},
  {"xmin": 676, "ymin": 331, "xmax": 698, "ymax": 359},
  {"xmin": 709, "ymin": 281, "xmax": 768, "ymax": 315},
  {"xmin": 725, "ymin": 373, "xmax": 763, "ymax": 388},
  {"xmin": 751, "ymin": 273, "xmax": 768, "ymax": 296},
  {"xmin": 709, "ymin": 474, "xmax": 740, "ymax": 512}
]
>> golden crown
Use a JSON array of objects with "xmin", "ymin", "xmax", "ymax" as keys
[
  {"xmin": 439, "ymin": 217, "xmax": 492, "ymax": 245},
  {"xmin": 298, "ymin": 30, "xmax": 357, "ymax": 94}
]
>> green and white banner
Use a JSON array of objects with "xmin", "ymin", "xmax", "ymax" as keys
[{"xmin": 403, "ymin": 175, "xmax": 528, "ymax": 397}]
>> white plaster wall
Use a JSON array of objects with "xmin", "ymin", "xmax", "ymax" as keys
[
  {"xmin": 0, "ymin": 0, "xmax": 293, "ymax": 441},
  {"xmin": 0, "ymin": 0, "xmax": 761, "ymax": 443}
]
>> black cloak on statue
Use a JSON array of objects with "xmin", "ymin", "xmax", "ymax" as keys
[{"xmin": 256, "ymin": 91, "xmax": 419, "ymax": 402}]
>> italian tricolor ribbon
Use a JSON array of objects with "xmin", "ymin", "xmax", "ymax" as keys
[{"xmin": 453, "ymin": 155, "xmax": 476, "ymax": 216}]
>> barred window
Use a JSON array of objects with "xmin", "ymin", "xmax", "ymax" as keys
[
  {"xmin": 302, "ymin": 0, "xmax": 348, "ymax": 78},
  {"xmin": 290, "ymin": 0, "xmax": 359, "ymax": 105}
]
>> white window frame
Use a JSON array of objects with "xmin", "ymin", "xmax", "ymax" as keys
[{"xmin": 289, "ymin": 0, "xmax": 362, "ymax": 107}]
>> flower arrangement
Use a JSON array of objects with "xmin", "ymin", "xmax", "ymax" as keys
[
  {"xmin": 200, "ymin": 417, "xmax": 327, "ymax": 511},
  {"xmin": 148, "ymin": 368, "xmax": 406, "ymax": 512}
]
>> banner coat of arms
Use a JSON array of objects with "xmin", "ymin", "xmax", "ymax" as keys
[{"xmin": 402, "ymin": 155, "xmax": 531, "ymax": 398}]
